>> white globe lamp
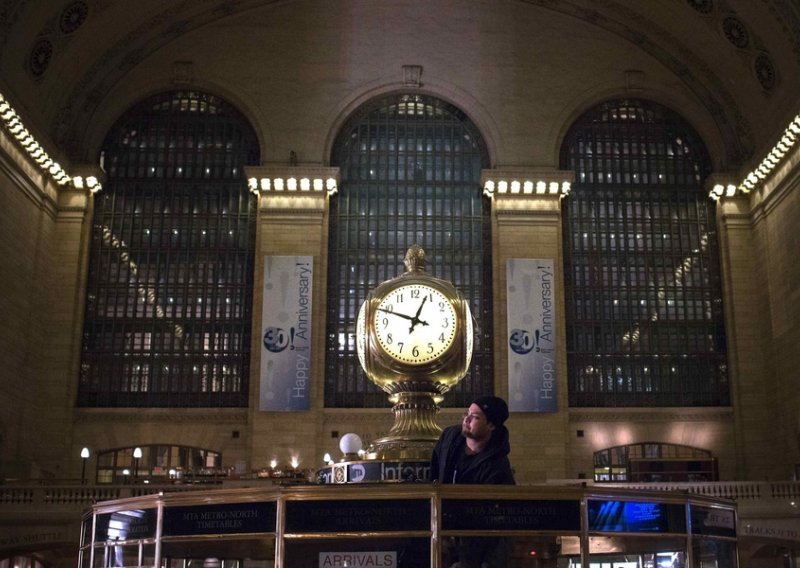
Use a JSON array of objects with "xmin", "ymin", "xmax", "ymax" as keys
[{"xmin": 339, "ymin": 433, "xmax": 363, "ymax": 461}]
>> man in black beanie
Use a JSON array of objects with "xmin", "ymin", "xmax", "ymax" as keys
[
  {"xmin": 430, "ymin": 394, "xmax": 515, "ymax": 485},
  {"xmin": 431, "ymin": 395, "xmax": 515, "ymax": 567}
]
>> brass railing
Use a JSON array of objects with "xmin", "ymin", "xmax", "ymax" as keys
[{"xmin": 1, "ymin": 479, "xmax": 798, "ymax": 512}]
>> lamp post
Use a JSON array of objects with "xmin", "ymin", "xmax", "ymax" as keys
[
  {"xmin": 80, "ymin": 447, "xmax": 90, "ymax": 485},
  {"xmin": 133, "ymin": 447, "xmax": 143, "ymax": 483}
]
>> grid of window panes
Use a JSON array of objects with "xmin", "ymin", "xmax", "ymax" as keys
[
  {"xmin": 326, "ymin": 94, "xmax": 492, "ymax": 407},
  {"xmin": 561, "ymin": 99, "xmax": 728, "ymax": 407},
  {"xmin": 78, "ymin": 91, "xmax": 259, "ymax": 407}
]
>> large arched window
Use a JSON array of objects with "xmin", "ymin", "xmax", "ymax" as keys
[
  {"xmin": 78, "ymin": 91, "xmax": 260, "ymax": 407},
  {"xmin": 326, "ymin": 93, "xmax": 493, "ymax": 408},
  {"xmin": 560, "ymin": 99, "xmax": 728, "ymax": 407}
]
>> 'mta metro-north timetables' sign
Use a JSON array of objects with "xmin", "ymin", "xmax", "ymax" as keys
[{"xmin": 163, "ymin": 502, "xmax": 277, "ymax": 536}]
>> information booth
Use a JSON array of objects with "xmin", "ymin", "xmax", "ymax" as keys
[{"xmin": 79, "ymin": 483, "xmax": 738, "ymax": 567}]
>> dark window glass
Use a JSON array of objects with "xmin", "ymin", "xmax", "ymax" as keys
[
  {"xmin": 78, "ymin": 90, "xmax": 260, "ymax": 407},
  {"xmin": 326, "ymin": 94, "xmax": 492, "ymax": 407},
  {"xmin": 560, "ymin": 100, "xmax": 728, "ymax": 407}
]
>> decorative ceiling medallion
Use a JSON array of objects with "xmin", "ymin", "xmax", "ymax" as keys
[
  {"xmin": 29, "ymin": 39, "xmax": 53, "ymax": 76},
  {"xmin": 60, "ymin": 1, "xmax": 89, "ymax": 34},
  {"xmin": 686, "ymin": 0, "xmax": 713, "ymax": 14},
  {"xmin": 723, "ymin": 16, "xmax": 749, "ymax": 49},
  {"xmin": 755, "ymin": 53, "xmax": 777, "ymax": 91}
]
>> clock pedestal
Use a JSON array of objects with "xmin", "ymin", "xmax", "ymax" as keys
[
  {"xmin": 319, "ymin": 245, "xmax": 473, "ymax": 483},
  {"xmin": 365, "ymin": 390, "xmax": 442, "ymax": 460}
]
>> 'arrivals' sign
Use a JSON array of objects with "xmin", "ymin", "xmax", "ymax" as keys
[{"xmin": 318, "ymin": 551, "xmax": 396, "ymax": 567}]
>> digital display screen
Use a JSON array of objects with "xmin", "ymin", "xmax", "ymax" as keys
[{"xmin": 588, "ymin": 499, "xmax": 686, "ymax": 533}]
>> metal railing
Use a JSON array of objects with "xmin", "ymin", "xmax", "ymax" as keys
[{"xmin": 2, "ymin": 479, "xmax": 797, "ymax": 511}]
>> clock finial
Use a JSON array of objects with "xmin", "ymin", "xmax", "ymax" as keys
[{"xmin": 404, "ymin": 244, "xmax": 426, "ymax": 273}]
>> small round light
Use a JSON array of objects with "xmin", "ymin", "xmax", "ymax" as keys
[{"xmin": 339, "ymin": 433, "xmax": 363, "ymax": 457}]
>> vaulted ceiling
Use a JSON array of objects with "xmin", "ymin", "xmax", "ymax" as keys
[{"xmin": 2, "ymin": 0, "xmax": 799, "ymax": 170}]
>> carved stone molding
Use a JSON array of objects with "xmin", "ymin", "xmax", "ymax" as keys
[
  {"xmin": 172, "ymin": 60, "xmax": 193, "ymax": 85},
  {"xmin": 569, "ymin": 408, "xmax": 733, "ymax": 423},
  {"xmin": 74, "ymin": 409, "xmax": 248, "ymax": 424},
  {"xmin": 323, "ymin": 412, "xmax": 395, "ymax": 424},
  {"xmin": 402, "ymin": 65, "xmax": 423, "ymax": 88}
]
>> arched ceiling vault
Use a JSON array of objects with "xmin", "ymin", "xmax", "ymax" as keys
[{"xmin": 1, "ymin": 0, "xmax": 798, "ymax": 168}]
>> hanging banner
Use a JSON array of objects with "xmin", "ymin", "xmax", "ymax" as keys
[
  {"xmin": 507, "ymin": 259, "xmax": 557, "ymax": 412},
  {"xmin": 260, "ymin": 256, "xmax": 313, "ymax": 411}
]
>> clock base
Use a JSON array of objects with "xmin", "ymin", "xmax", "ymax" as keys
[
  {"xmin": 363, "ymin": 390, "xmax": 442, "ymax": 460},
  {"xmin": 316, "ymin": 459, "xmax": 431, "ymax": 484}
]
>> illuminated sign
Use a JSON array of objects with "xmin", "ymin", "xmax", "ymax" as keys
[{"xmin": 588, "ymin": 500, "xmax": 686, "ymax": 533}]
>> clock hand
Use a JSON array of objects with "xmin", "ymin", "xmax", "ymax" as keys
[
  {"xmin": 377, "ymin": 307, "xmax": 415, "ymax": 321},
  {"xmin": 413, "ymin": 296, "xmax": 427, "ymax": 318},
  {"xmin": 408, "ymin": 297, "xmax": 430, "ymax": 333}
]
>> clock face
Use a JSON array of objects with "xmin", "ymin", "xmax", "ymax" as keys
[{"xmin": 373, "ymin": 283, "xmax": 458, "ymax": 365}]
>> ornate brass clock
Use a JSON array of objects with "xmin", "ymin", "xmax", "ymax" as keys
[{"xmin": 356, "ymin": 245, "xmax": 473, "ymax": 459}]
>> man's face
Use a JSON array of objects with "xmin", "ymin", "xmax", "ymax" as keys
[{"xmin": 461, "ymin": 403, "xmax": 495, "ymax": 442}]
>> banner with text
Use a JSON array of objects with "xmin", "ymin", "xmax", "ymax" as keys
[
  {"xmin": 260, "ymin": 256, "xmax": 313, "ymax": 411},
  {"xmin": 507, "ymin": 259, "xmax": 557, "ymax": 412}
]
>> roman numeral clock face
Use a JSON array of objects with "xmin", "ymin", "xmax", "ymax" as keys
[{"xmin": 373, "ymin": 284, "xmax": 458, "ymax": 365}]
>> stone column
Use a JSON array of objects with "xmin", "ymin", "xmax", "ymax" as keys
[
  {"xmin": 43, "ymin": 181, "xmax": 96, "ymax": 476},
  {"xmin": 482, "ymin": 168, "xmax": 573, "ymax": 482},
  {"xmin": 245, "ymin": 165, "xmax": 338, "ymax": 475}
]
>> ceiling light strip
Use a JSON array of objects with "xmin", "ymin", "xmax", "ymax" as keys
[
  {"xmin": 0, "ymin": 91, "xmax": 103, "ymax": 193},
  {"xmin": 482, "ymin": 178, "xmax": 572, "ymax": 198},
  {"xmin": 248, "ymin": 176, "xmax": 338, "ymax": 196},
  {"xmin": 711, "ymin": 112, "xmax": 800, "ymax": 200}
]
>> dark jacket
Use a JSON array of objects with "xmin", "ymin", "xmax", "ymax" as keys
[{"xmin": 430, "ymin": 424, "xmax": 515, "ymax": 484}]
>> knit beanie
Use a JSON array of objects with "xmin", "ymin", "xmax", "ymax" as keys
[{"xmin": 471, "ymin": 395, "xmax": 509, "ymax": 427}]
